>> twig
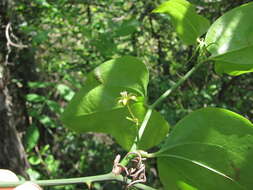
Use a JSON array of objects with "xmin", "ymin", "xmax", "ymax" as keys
[
  {"xmin": 0, "ymin": 172, "xmax": 157, "ymax": 190},
  {"xmin": 4, "ymin": 23, "xmax": 28, "ymax": 65},
  {"xmin": 5, "ymin": 23, "xmax": 28, "ymax": 49},
  {"xmin": 150, "ymin": 59, "xmax": 205, "ymax": 109}
]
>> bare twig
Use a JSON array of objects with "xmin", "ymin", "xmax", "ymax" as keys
[
  {"xmin": 4, "ymin": 23, "xmax": 28, "ymax": 65},
  {"xmin": 5, "ymin": 23, "xmax": 28, "ymax": 49}
]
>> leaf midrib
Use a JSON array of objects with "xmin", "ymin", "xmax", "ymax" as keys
[{"xmin": 158, "ymin": 142, "xmax": 226, "ymax": 154}]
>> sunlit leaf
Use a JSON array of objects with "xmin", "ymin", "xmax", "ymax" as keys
[
  {"xmin": 205, "ymin": 2, "xmax": 253, "ymax": 76},
  {"xmin": 156, "ymin": 107, "xmax": 253, "ymax": 190},
  {"xmin": 26, "ymin": 94, "xmax": 46, "ymax": 102},
  {"xmin": 153, "ymin": 0, "xmax": 210, "ymax": 45},
  {"xmin": 56, "ymin": 84, "xmax": 74, "ymax": 101},
  {"xmin": 28, "ymin": 81, "xmax": 53, "ymax": 88},
  {"xmin": 61, "ymin": 56, "xmax": 169, "ymax": 150},
  {"xmin": 28, "ymin": 156, "xmax": 41, "ymax": 165}
]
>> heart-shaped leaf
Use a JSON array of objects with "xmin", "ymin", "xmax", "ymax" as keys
[
  {"xmin": 205, "ymin": 2, "xmax": 253, "ymax": 76},
  {"xmin": 156, "ymin": 107, "xmax": 253, "ymax": 190},
  {"xmin": 61, "ymin": 56, "xmax": 170, "ymax": 150},
  {"xmin": 153, "ymin": 0, "xmax": 210, "ymax": 45}
]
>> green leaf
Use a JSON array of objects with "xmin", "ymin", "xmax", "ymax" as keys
[
  {"xmin": 156, "ymin": 107, "xmax": 253, "ymax": 190},
  {"xmin": 24, "ymin": 124, "xmax": 40, "ymax": 151},
  {"xmin": 56, "ymin": 84, "xmax": 74, "ymax": 101},
  {"xmin": 39, "ymin": 115, "xmax": 56, "ymax": 128},
  {"xmin": 153, "ymin": 0, "xmax": 210, "ymax": 45},
  {"xmin": 61, "ymin": 56, "xmax": 169, "ymax": 150},
  {"xmin": 28, "ymin": 155, "xmax": 41, "ymax": 165},
  {"xmin": 46, "ymin": 100, "xmax": 63, "ymax": 114},
  {"xmin": 28, "ymin": 81, "xmax": 53, "ymax": 88},
  {"xmin": 45, "ymin": 155, "xmax": 54, "ymax": 164},
  {"xmin": 26, "ymin": 168, "xmax": 41, "ymax": 180},
  {"xmin": 205, "ymin": 2, "xmax": 253, "ymax": 76},
  {"xmin": 26, "ymin": 93, "xmax": 46, "ymax": 102},
  {"xmin": 113, "ymin": 19, "xmax": 139, "ymax": 37}
]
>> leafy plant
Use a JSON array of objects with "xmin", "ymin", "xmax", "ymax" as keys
[
  {"xmin": 205, "ymin": 2, "xmax": 253, "ymax": 76},
  {"xmin": 61, "ymin": 56, "xmax": 170, "ymax": 150},
  {"xmin": 153, "ymin": 0, "xmax": 210, "ymax": 45},
  {"xmin": 1, "ymin": 1, "xmax": 253, "ymax": 190}
]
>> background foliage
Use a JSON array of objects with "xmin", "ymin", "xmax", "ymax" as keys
[{"xmin": 3, "ymin": 0, "xmax": 253, "ymax": 189}]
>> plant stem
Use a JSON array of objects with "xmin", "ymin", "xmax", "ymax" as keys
[
  {"xmin": 120, "ymin": 144, "xmax": 137, "ymax": 166},
  {"xmin": 121, "ymin": 59, "xmax": 205, "ymax": 165},
  {"xmin": 116, "ymin": 175, "xmax": 158, "ymax": 190},
  {"xmin": 120, "ymin": 108, "xmax": 153, "ymax": 166},
  {"xmin": 127, "ymin": 104, "xmax": 140, "ymax": 141},
  {"xmin": 0, "ymin": 172, "xmax": 157, "ymax": 190},
  {"xmin": 140, "ymin": 151, "xmax": 157, "ymax": 158},
  {"xmin": 150, "ymin": 59, "xmax": 205, "ymax": 109},
  {"xmin": 138, "ymin": 107, "xmax": 153, "ymax": 142},
  {"xmin": 0, "ymin": 173, "xmax": 113, "ymax": 187}
]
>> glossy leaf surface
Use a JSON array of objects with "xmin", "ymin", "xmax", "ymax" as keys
[
  {"xmin": 156, "ymin": 107, "xmax": 253, "ymax": 190},
  {"xmin": 61, "ymin": 56, "xmax": 169, "ymax": 150},
  {"xmin": 205, "ymin": 2, "xmax": 253, "ymax": 76},
  {"xmin": 153, "ymin": 0, "xmax": 210, "ymax": 45}
]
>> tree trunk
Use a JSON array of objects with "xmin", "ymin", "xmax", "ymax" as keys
[{"xmin": 0, "ymin": 0, "xmax": 30, "ymax": 178}]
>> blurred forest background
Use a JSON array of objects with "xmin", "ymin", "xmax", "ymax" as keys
[{"xmin": 0, "ymin": 0, "xmax": 252, "ymax": 189}]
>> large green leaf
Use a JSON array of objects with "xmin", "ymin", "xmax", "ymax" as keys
[
  {"xmin": 156, "ymin": 107, "xmax": 253, "ymax": 190},
  {"xmin": 153, "ymin": 0, "xmax": 210, "ymax": 45},
  {"xmin": 61, "ymin": 56, "xmax": 169, "ymax": 150},
  {"xmin": 205, "ymin": 2, "xmax": 253, "ymax": 76}
]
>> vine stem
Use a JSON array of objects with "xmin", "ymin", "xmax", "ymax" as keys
[
  {"xmin": 138, "ymin": 108, "xmax": 153, "ymax": 142},
  {"xmin": 0, "ymin": 172, "xmax": 157, "ymax": 190},
  {"xmin": 150, "ymin": 59, "xmax": 205, "ymax": 109},
  {"xmin": 120, "ymin": 108, "xmax": 153, "ymax": 166},
  {"xmin": 120, "ymin": 58, "xmax": 205, "ymax": 165}
]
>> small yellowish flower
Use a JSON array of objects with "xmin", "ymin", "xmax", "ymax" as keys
[{"xmin": 118, "ymin": 91, "xmax": 137, "ymax": 106}]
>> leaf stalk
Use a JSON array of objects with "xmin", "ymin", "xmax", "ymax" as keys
[{"xmin": 0, "ymin": 172, "xmax": 157, "ymax": 190}]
